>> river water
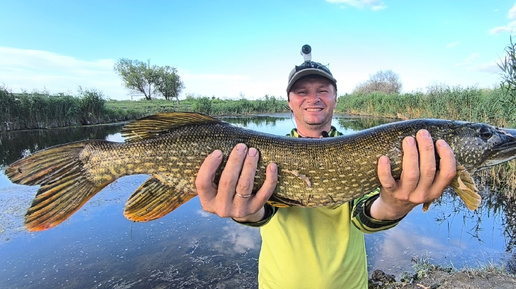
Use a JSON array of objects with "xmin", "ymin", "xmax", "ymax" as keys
[{"xmin": 0, "ymin": 113, "xmax": 514, "ymax": 288}]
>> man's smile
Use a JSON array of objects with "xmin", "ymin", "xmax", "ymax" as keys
[{"xmin": 304, "ymin": 107, "xmax": 324, "ymax": 112}]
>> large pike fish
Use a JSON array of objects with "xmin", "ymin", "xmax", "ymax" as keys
[{"xmin": 5, "ymin": 112, "xmax": 516, "ymax": 231}]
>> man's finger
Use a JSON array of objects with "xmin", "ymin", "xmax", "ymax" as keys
[
  {"xmin": 414, "ymin": 130, "xmax": 437, "ymax": 192},
  {"xmin": 399, "ymin": 135, "xmax": 420, "ymax": 195},
  {"xmin": 217, "ymin": 143, "xmax": 248, "ymax": 205},
  {"xmin": 233, "ymin": 147, "xmax": 260, "ymax": 211},
  {"xmin": 377, "ymin": 155, "xmax": 396, "ymax": 193},
  {"xmin": 429, "ymin": 139, "xmax": 456, "ymax": 199},
  {"xmin": 249, "ymin": 163, "xmax": 278, "ymax": 211},
  {"xmin": 196, "ymin": 149, "xmax": 223, "ymax": 202}
]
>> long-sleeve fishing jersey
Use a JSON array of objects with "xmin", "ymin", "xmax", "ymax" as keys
[{"xmin": 236, "ymin": 126, "xmax": 403, "ymax": 289}]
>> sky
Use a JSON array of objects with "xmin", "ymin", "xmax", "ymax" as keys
[{"xmin": 1, "ymin": 0, "xmax": 516, "ymax": 100}]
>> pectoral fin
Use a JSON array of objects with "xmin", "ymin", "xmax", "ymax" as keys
[
  {"xmin": 423, "ymin": 164, "xmax": 481, "ymax": 212},
  {"xmin": 422, "ymin": 201, "xmax": 432, "ymax": 212},
  {"xmin": 124, "ymin": 173, "xmax": 197, "ymax": 222},
  {"xmin": 449, "ymin": 164, "xmax": 482, "ymax": 211}
]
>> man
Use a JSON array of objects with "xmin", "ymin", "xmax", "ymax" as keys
[{"xmin": 195, "ymin": 49, "xmax": 456, "ymax": 288}]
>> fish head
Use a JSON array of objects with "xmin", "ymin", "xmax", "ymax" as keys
[{"xmin": 448, "ymin": 122, "xmax": 516, "ymax": 173}]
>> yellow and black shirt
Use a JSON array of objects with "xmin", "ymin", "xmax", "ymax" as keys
[{"xmin": 236, "ymin": 126, "xmax": 403, "ymax": 289}]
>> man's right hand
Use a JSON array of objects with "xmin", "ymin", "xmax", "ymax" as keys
[{"xmin": 195, "ymin": 143, "xmax": 278, "ymax": 223}]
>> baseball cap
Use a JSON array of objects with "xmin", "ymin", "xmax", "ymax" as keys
[{"xmin": 286, "ymin": 61, "xmax": 337, "ymax": 93}]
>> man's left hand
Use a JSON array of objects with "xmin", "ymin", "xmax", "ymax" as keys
[{"xmin": 371, "ymin": 129, "xmax": 457, "ymax": 220}]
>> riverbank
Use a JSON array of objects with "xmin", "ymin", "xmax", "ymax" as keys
[
  {"xmin": 0, "ymin": 88, "xmax": 290, "ymax": 132},
  {"xmin": 5, "ymin": 84, "xmax": 516, "ymax": 132},
  {"xmin": 369, "ymin": 266, "xmax": 516, "ymax": 288}
]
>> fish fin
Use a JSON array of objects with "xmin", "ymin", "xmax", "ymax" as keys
[
  {"xmin": 449, "ymin": 164, "xmax": 482, "ymax": 210},
  {"xmin": 422, "ymin": 201, "xmax": 432, "ymax": 212},
  {"xmin": 124, "ymin": 174, "xmax": 197, "ymax": 222},
  {"xmin": 267, "ymin": 200, "xmax": 291, "ymax": 208},
  {"xmin": 121, "ymin": 112, "xmax": 223, "ymax": 142},
  {"xmin": 267, "ymin": 194, "xmax": 298, "ymax": 207},
  {"xmin": 4, "ymin": 141, "xmax": 109, "ymax": 231}
]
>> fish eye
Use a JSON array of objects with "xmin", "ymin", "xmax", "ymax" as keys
[{"xmin": 479, "ymin": 126, "xmax": 493, "ymax": 140}]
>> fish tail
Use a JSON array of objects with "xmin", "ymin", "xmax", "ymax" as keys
[{"xmin": 5, "ymin": 141, "xmax": 110, "ymax": 231}]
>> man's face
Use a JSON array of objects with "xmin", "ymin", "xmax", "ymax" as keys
[{"xmin": 288, "ymin": 77, "xmax": 337, "ymax": 132}]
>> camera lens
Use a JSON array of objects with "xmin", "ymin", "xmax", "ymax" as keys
[{"xmin": 301, "ymin": 44, "xmax": 311, "ymax": 54}]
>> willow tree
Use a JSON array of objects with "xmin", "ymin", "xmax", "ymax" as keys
[
  {"xmin": 154, "ymin": 66, "xmax": 184, "ymax": 104},
  {"xmin": 114, "ymin": 59, "xmax": 183, "ymax": 101},
  {"xmin": 114, "ymin": 59, "xmax": 155, "ymax": 100}
]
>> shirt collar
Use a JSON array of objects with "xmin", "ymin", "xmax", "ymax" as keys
[{"xmin": 287, "ymin": 126, "xmax": 342, "ymax": 138}]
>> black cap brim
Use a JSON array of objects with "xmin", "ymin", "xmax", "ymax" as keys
[{"xmin": 286, "ymin": 67, "xmax": 337, "ymax": 93}]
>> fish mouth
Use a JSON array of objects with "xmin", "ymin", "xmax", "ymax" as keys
[
  {"xmin": 503, "ymin": 128, "xmax": 516, "ymax": 138},
  {"xmin": 480, "ymin": 130, "xmax": 516, "ymax": 169}
]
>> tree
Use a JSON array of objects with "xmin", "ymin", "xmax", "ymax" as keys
[
  {"xmin": 353, "ymin": 70, "xmax": 402, "ymax": 95},
  {"xmin": 114, "ymin": 59, "xmax": 184, "ymax": 101},
  {"xmin": 114, "ymin": 59, "xmax": 156, "ymax": 100},
  {"xmin": 154, "ymin": 66, "xmax": 184, "ymax": 104}
]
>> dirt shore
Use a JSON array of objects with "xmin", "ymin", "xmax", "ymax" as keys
[{"xmin": 369, "ymin": 267, "xmax": 516, "ymax": 289}]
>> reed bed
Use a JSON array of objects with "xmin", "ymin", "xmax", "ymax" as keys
[
  {"xmin": 337, "ymin": 85, "xmax": 515, "ymax": 127},
  {"xmin": 0, "ymin": 87, "xmax": 142, "ymax": 132}
]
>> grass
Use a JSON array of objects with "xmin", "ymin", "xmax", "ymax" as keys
[
  {"xmin": 337, "ymin": 85, "xmax": 516, "ymax": 127},
  {"xmin": 105, "ymin": 95, "xmax": 289, "ymax": 116}
]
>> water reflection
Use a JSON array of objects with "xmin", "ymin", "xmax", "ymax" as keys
[
  {"xmin": 335, "ymin": 116, "xmax": 393, "ymax": 132},
  {"xmin": 482, "ymin": 185, "xmax": 516, "ymax": 252},
  {"xmin": 0, "ymin": 114, "xmax": 514, "ymax": 288},
  {"xmin": 366, "ymin": 191, "xmax": 512, "ymax": 276},
  {"xmin": 0, "ymin": 124, "xmax": 122, "ymax": 168}
]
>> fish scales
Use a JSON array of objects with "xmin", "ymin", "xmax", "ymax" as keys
[
  {"xmin": 5, "ymin": 112, "xmax": 516, "ymax": 231},
  {"xmin": 82, "ymin": 123, "xmax": 386, "ymax": 207}
]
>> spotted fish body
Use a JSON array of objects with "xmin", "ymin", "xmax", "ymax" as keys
[{"xmin": 5, "ymin": 112, "xmax": 516, "ymax": 231}]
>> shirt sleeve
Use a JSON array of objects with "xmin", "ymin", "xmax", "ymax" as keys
[
  {"xmin": 351, "ymin": 188, "xmax": 404, "ymax": 233},
  {"xmin": 232, "ymin": 203, "xmax": 278, "ymax": 227}
]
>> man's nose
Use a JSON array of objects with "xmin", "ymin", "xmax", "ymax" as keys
[{"xmin": 306, "ymin": 90, "xmax": 320, "ymax": 101}]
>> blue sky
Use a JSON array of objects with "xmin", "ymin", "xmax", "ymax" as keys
[{"xmin": 1, "ymin": 0, "xmax": 516, "ymax": 100}]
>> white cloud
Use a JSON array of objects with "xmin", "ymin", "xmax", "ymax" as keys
[
  {"xmin": 0, "ymin": 46, "xmax": 128, "ymax": 99},
  {"xmin": 509, "ymin": 4, "xmax": 516, "ymax": 19},
  {"xmin": 453, "ymin": 53, "xmax": 499, "ymax": 74},
  {"xmin": 209, "ymin": 222, "xmax": 260, "ymax": 255},
  {"xmin": 466, "ymin": 53, "xmax": 481, "ymax": 61},
  {"xmin": 0, "ymin": 47, "xmax": 270, "ymax": 100},
  {"xmin": 489, "ymin": 4, "xmax": 516, "ymax": 34},
  {"xmin": 489, "ymin": 21, "xmax": 516, "ymax": 34},
  {"xmin": 326, "ymin": 0, "xmax": 386, "ymax": 11},
  {"xmin": 454, "ymin": 53, "xmax": 481, "ymax": 67},
  {"xmin": 472, "ymin": 61, "xmax": 500, "ymax": 73},
  {"xmin": 446, "ymin": 41, "xmax": 460, "ymax": 48},
  {"xmin": 179, "ymin": 68, "xmax": 284, "ymax": 99}
]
